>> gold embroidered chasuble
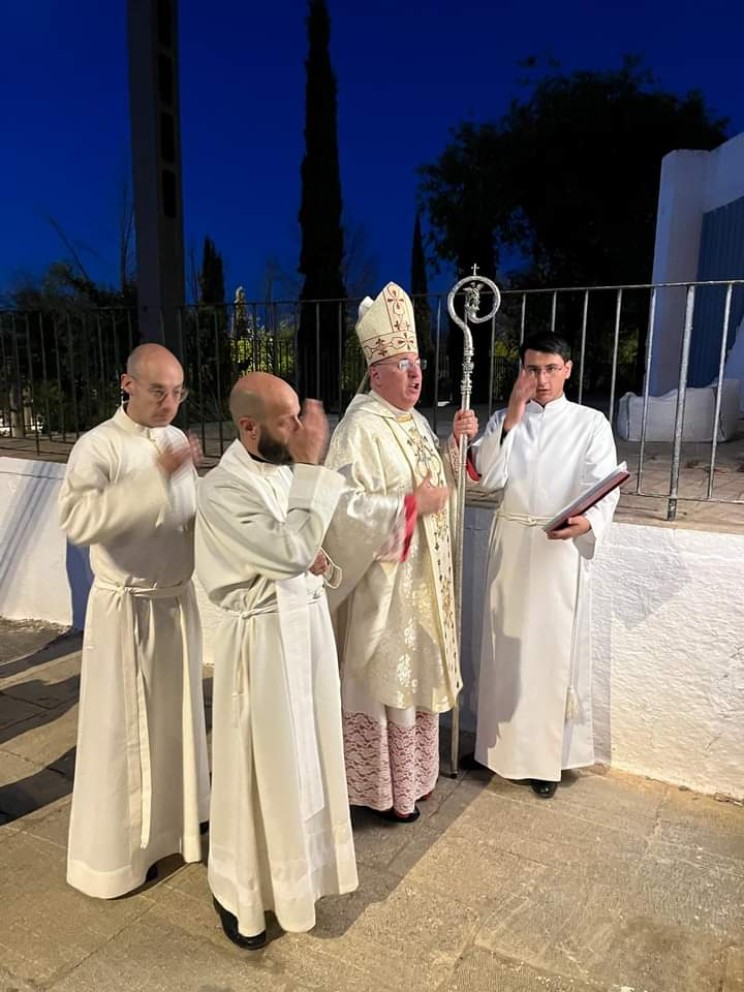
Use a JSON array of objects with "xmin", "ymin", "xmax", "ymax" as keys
[{"xmin": 324, "ymin": 392, "xmax": 461, "ymax": 713}]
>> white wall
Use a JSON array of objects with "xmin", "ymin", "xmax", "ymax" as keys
[
  {"xmin": 1, "ymin": 456, "xmax": 742, "ymax": 800},
  {"xmin": 0, "ymin": 458, "xmax": 92, "ymax": 629},
  {"xmin": 591, "ymin": 521, "xmax": 744, "ymax": 799},
  {"xmin": 650, "ymin": 132, "xmax": 744, "ymax": 394},
  {"xmin": 649, "ymin": 152, "xmax": 707, "ymax": 395}
]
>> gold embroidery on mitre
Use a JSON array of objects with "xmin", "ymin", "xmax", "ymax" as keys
[{"xmin": 356, "ymin": 282, "xmax": 419, "ymax": 364}]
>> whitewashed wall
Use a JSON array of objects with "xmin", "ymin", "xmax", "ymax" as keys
[
  {"xmin": 0, "ymin": 458, "xmax": 92, "ymax": 630},
  {"xmin": 650, "ymin": 131, "xmax": 744, "ymax": 394},
  {"xmin": 1, "ymin": 456, "xmax": 742, "ymax": 799}
]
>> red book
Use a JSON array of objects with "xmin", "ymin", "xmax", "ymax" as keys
[{"xmin": 542, "ymin": 464, "xmax": 629, "ymax": 534}]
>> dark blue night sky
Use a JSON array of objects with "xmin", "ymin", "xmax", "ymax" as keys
[{"xmin": 2, "ymin": 0, "xmax": 741, "ymax": 301}]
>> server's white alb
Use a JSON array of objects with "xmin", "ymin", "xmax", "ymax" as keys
[
  {"xmin": 472, "ymin": 396, "xmax": 619, "ymax": 781},
  {"xmin": 59, "ymin": 407, "xmax": 210, "ymax": 898}
]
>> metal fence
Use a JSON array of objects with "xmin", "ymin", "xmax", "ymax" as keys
[{"xmin": 2, "ymin": 278, "xmax": 744, "ymax": 521}]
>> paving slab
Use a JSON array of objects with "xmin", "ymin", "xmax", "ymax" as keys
[
  {"xmin": 0, "ymin": 748, "xmax": 73, "ymax": 821},
  {"xmin": 7, "ymin": 795, "xmax": 72, "ymax": 847},
  {"xmin": 0, "ymin": 966, "xmax": 36, "ymax": 992},
  {"xmin": 0, "ymin": 694, "xmax": 43, "ymax": 735},
  {"xmin": 724, "ymin": 945, "xmax": 744, "ymax": 992},
  {"xmin": 442, "ymin": 947, "xmax": 609, "ymax": 991},
  {"xmin": 0, "ymin": 702, "xmax": 78, "ymax": 769},
  {"xmin": 49, "ymin": 912, "xmax": 314, "ymax": 992},
  {"xmin": 387, "ymin": 820, "xmax": 546, "ymax": 918},
  {"xmin": 655, "ymin": 787, "xmax": 744, "ymax": 863},
  {"xmin": 0, "ymin": 651, "xmax": 81, "ymax": 705},
  {"xmin": 0, "ymin": 829, "xmax": 152, "ymax": 986},
  {"xmin": 280, "ymin": 866, "xmax": 480, "ymax": 992},
  {"xmin": 628, "ymin": 843, "xmax": 744, "ymax": 936},
  {"xmin": 590, "ymin": 916, "xmax": 732, "ymax": 992},
  {"xmin": 439, "ymin": 787, "xmax": 650, "ymax": 886},
  {"xmin": 0, "ymin": 618, "xmax": 72, "ymax": 667}
]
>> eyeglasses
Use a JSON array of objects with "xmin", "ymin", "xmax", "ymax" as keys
[
  {"xmin": 524, "ymin": 364, "xmax": 565, "ymax": 378},
  {"xmin": 129, "ymin": 376, "xmax": 189, "ymax": 404},
  {"xmin": 375, "ymin": 358, "xmax": 428, "ymax": 372}
]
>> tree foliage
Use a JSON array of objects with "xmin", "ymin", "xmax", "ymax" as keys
[
  {"xmin": 2, "ymin": 262, "xmax": 137, "ymax": 435},
  {"xmin": 420, "ymin": 56, "xmax": 728, "ymax": 288},
  {"xmin": 184, "ymin": 235, "xmax": 232, "ymax": 423},
  {"xmin": 199, "ymin": 236, "xmax": 225, "ymax": 305},
  {"xmin": 418, "ymin": 56, "xmax": 729, "ymax": 399}
]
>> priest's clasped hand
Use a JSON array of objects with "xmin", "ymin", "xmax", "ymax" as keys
[
  {"xmin": 547, "ymin": 515, "xmax": 591, "ymax": 541},
  {"xmin": 289, "ymin": 399, "xmax": 329, "ymax": 465},
  {"xmin": 309, "ymin": 550, "xmax": 330, "ymax": 575},
  {"xmin": 413, "ymin": 473, "xmax": 450, "ymax": 516},
  {"xmin": 451, "ymin": 409, "xmax": 479, "ymax": 446},
  {"xmin": 157, "ymin": 433, "xmax": 203, "ymax": 477}
]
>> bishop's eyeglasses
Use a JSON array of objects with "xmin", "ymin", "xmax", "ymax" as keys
[{"xmin": 375, "ymin": 358, "xmax": 428, "ymax": 372}]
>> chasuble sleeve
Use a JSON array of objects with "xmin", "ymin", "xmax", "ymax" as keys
[
  {"xmin": 442, "ymin": 435, "xmax": 480, "ymax": 490},
  {"xmin": 323, "ymin": 422, "xmax": 406, "ymax": 606},
  {"xmin": 199, "ymin": 464, "xmax": 345, "ymax": 582},
  {"xmin": 59, "ymin": 434, "xmax": 171, "ymax": 547},
  {"xmin": 574, "ymin": 414, "xmax": 620, "ymax": 560}
]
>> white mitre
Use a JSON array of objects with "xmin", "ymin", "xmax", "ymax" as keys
[{"xmin": 355, "ymin": 282, "xmax": 418, "ymax": 366}]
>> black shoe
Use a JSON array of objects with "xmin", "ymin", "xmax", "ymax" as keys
[
  {"xmin": 199, "ymin": 821, "xmax": 210, "ymax": 836},
  {"xmin": 459, "ymin": 752, "xmax": 485, "ymax": 771},
  {"xmin": 370, "ymin": 805, "xmax": 421, "ymax": 823},
  {"xmin": 145, "ymin": 863, "xmax": 158, "ymax": 883},
  {"xmin": 530, "ymin": 779, "xmax": 558, "ymax": 799},
  {"xmin": 213, "ymin": 897, "xmax": 267, "ymax": 950}
]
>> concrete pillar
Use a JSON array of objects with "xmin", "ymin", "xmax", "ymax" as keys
[{"xmin": 649, "ymin": 150, "xmax": 708, "ymax": 395}]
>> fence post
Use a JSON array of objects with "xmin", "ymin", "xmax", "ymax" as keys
[
  {"xmin": 667, "ymin": 285, "xmax": 696, "ymax": 521},
  {"xmin": 577, "ymin": 290, "xmax": 589, "ymax": 406},
  {"xmin": 707, "ymin": 282, "xmax": 734, "ymax": 499},
  {"xmin": 636, "ymin": 287, "xmax": 657, "ymax": 495},
  {"xmin": 608, "ymin": 288, "xmax": 622, "ymax": 429}
]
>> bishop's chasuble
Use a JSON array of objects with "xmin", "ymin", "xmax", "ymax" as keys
[{"xmin": 324, "ymin": 391, "xmax": 461, "ymax": 817}]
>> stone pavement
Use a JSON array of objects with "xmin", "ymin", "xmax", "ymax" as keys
[{"xmin": 1, "ymin": 619, "xmax": 743, "ymax": 992}]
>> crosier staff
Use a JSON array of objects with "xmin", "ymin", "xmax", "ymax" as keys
[{"xmin": 445, "ymin": 265, "xmax": 501, "ymax": 774}]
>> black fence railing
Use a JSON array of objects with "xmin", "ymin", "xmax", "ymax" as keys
[{"xmin": 2, "ymin": 279, "xmax": 744, "ymax": 521}]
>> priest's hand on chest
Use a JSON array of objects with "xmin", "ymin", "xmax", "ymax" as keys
[
  {"xmin": 547, "ymin": 515, "xmax": 591, "ymax": 541},
  {"xmin": 413, "ymin": 473, "xmax": 450, "ymax": 516},
  {"xmin": 157, "ymin": 433, "xmax": 202, "ymax": 477},
  {"xmin": 309, "ymin": 550, "xmax": 329, "ymax": 575}
]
